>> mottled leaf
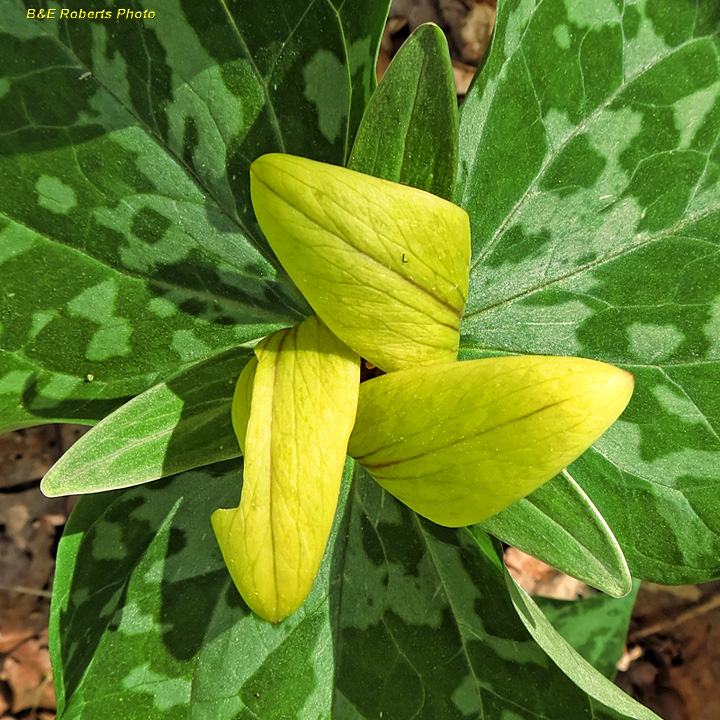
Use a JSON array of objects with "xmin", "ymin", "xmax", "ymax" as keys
[
  {"xmin": 457, "ymin": 0, "xmax": 720, "ymax": 583},
  {"xmin": 41, "ymin": 347, "xmax": 252, "ymax": 497},
  {"xmin": 0, "ymin": 0, "xmax": 390, "ymax": 428},
  {"xmin": 37, "ymin": 1, "xmax": 677, "ymax": 716},
  {"xmin": 49, "ymin": 460, "xmax": 352, "ymax": 719},
  {"xmin": 333, "ymin": 473, "xmax": 651, "ymax": 720},
  {"xmin": 51, "ymin": 460, "xmax": 654, "ymax": 719},
  {"xmin": 481, "ymin": 469, "xmax": 632, "ymax": 597},
  {"xmin": 349, "ymin": 22, "xmax": 458, "ymax": 200},
  {"xmin": 535, "ymin": 581, "xmax": 641, "ymax": 679}
]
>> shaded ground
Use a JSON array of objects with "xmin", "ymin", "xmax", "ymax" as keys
[
  {"xmin": 380, "ymin": 0, "xmax": 496, "ymax": 94},
  {"xmin": 619, "ymin": 582, "xmax": 720, "ymax": 719},
  {"xmin": 0, "ymin": 426, "xmax": 84, "ymax": 719}
]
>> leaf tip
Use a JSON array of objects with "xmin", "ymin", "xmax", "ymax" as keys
[{"xmin": 39, "ymin": 474, "xmax": 58, "ymax": 498}]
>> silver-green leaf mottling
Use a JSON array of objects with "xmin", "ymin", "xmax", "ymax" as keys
[
  {"xmin": 51, "ymin": 463, "xmax": 659, "ymax": 719},
  {"xmin": 27, "ymin": 0, "xmax": 720, "ymax": 716},
  {"xmin": 458, "ymin": 0, "xmax": 720, "ymax": 583},
  {"xmin": 0, "ymin": 0, "xmax": 390, "ymax": 429}
]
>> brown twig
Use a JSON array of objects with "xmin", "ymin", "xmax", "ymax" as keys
[
  {"xmin": 0, "ymin": 583, "xmax": 52, "ymax": 599},
  {"xmin": 629, "ymin": 592, "xmax": 720, "ymax": 642}
]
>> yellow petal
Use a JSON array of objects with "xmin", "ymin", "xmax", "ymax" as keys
[
  {"xmin": 212, "ymin": 316, "xmax": 360, "ymax": 622},
  {"xmin": 348, "ymin": 356, "xmax": 634, "ymax": 527},
  {"xmin": 231, "ymin": 356, "xmax": 257, "ymax": 455},
  {"xmin": 250, "ymin": 153, "xmax": 471, "ymax": 372}
]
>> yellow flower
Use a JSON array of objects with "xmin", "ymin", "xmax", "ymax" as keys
[
  {"xmin": 212, "ymin": 316, "xmax": 358, "ymax": 623},
  {"xmin": 212, "ymin": 154, "xmax": 633, "ymax": 622}
]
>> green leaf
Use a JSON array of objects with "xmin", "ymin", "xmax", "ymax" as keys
[
  {"xmin": 457, "ymin": 0, "xmax": 720, "ymax": 582},
  {"xmin": 41, "ymin": 347, "xmax": 252, "ymax": 497},
  {"xmin": 481, "ymin": 469, "xmax": 632, "ymax": 597},
  {"xmin": 333, "ymin": 475, "xmax": 645, "ymax": 720},
  {"xmin": 51, "ymin": 462, "xmax": 653, "ymax": 719},
  {"xmin": 503, "ymin": 569, "xmax": 657, "ymax": 718},
  {"xmin": 36, "ymin": 3, "xmax": 665, "ymax": 717},
  {"xmin": 0, "ymin": 0, "xmax": 391, "ymax": 429},
  {"xmin": 535, "ymin": 580, "xmax": 641, "ymax": 680},
  {"xmin": 349, "ymin": 22, "xmax": 458, "ymax": 200},
  {"xmin": 50, "ymin": 460, "xmax": 353, "ymax": 719}
]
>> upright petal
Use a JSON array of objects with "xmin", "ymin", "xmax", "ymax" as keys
[
  {"xmin": 213, "ymin": 316, "xmax": 360, "ymax": 622},
  {"xmin": 250, "ymin": 153, "xmax": 471, "ymax": 372},
  {"xmin": 348, "ymin": 355, "xmax": 634, "ymax": 527}
]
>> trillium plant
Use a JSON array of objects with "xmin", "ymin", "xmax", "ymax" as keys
[{"xmin": 2, "ymin": 1, "xmax": 718, "ymax": 718}]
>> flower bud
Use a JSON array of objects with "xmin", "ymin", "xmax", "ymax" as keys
[{"xmin": 250, "ymin": 153, "xmax": 471, "ymax": 372}]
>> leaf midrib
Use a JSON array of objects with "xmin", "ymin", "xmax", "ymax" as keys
[
  {"xmin": 422, "ymin": 516, "xmax": 582, "ymax": 720},
  {"xmin": 463, "ymin": 201, "xmax": 720, "ymax": 319},
  {"xmin": 460, "ymin": 26, "xmax": 720, "ymax": 317},
  {"xmin": 216, "ymin": 0, "xmax": 286, "ymax": 154}
]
